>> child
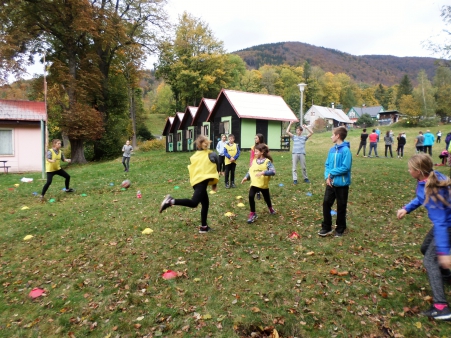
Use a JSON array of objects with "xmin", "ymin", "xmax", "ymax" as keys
[
  {"xmin": 396, "ymin": 132, "xmax": 406, "ymax": 158},
  {"xmin": 383, "ymin": 130, "xmax": 394, "ymax": 158},
  {"xmin": 319, "ymin": 126, "xmax": 352, "ymax": 237},
  {"xmin": 40, "ymin": 139, "xmax": 74, "ymax": 201},
  {"xmin": 439, "ymin": 149, "xmax": 449, "ymax": 166},
  {"xmin": 159, "ymin": 135, "xmax": 219, "ymax": 233},
  {"xmin": 368, "ymin": 129, "xmax": 379, "ymax": 158},
  {"xmin": 122, "ymin": 140, "xmax": 133, "ymax": 172},
  {"xmin": 397, "ymin": 154, "xmax": 451, "ymax": 320},
  {"xmin": 216, "ymin": 134, "xmax": 227, "ymax": 176},
  {"xmin": 224, "ymin": 134, "xmax": 240, "ymax": 188},
  {"xmin": 241, "ymin": 143, "xmax": 276, "ymax": 223},
  {"xmin": 356, "ymin": 128, "xmax": 368, "ymax": 157},
  {"xmin": 286, "ymin": 122, "xmax": 314, "ymax": 184},
  {"xmin": 250, "ymin": 134, "xmax": 265, "ymax": 200}
]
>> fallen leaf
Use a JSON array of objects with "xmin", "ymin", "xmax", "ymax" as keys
[
  {"xmin": 251, "ymin": 307, "xmax": 261, "ymax": 313},
  {"xmin": 414, "ymin": 322, "xmax": 421, "ymax": 329},
  {"xmin": 237, "ymin": 203, "xmax": 245, "ymax": 207},
  {"xmin": 306, "ymin": 251, "xmax": 314, "ymax": 256},
  {"xmin": 236, "ymin": 196, "xmax": 243, "ymax": 199},
  {"xmin": 23, "ymin": 235, "xmax": 34, "ymax": 241},
  {"xmin": 224, "ymin": 212, "xmax": 235, "ymax": 217},
  {"xmin": 142, "ymin": 228, "xmax": 153, "ymax": 235},
  {"xmin": 330, "ymin": 269, "xmax": 338, "ymax": 275},
  {"xmin": 337, "ymin": 271, "xmax": 349, "ymax": 276},
  {"xmin": 202, "ymin": 314, "xmax": 212, "ymax": 320},
  {"xmin": 136, "ymin": 316, "xmax": 144, "ymax": 321}
]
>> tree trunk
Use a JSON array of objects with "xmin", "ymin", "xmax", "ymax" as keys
[
  {"xmin": 70, "ymin": 139, "xmax": 87, "ymax": 164},
  {"xmin": 130, "ymin": 87, "xmax": 137, "ymax": 148}
]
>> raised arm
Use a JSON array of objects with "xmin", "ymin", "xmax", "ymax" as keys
[
  {"xmin": 303, "ymin": 124, "xmax": 314, "ymax": 138},
  {"xmin": 286, "ymin": 121, "xmax": 294, "ymax": 137}
]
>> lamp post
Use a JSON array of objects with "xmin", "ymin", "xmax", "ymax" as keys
[{"xmin": 298, "ymin": 83, "xmax": 307, "ymax": 127}]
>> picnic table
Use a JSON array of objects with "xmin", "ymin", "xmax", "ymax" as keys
[{"xmin": 0, "ymin": 160, "xmax": 10, "ymax": 173}]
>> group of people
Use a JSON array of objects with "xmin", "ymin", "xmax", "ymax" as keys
[
  {"xmin": 41, "ymin": 126, "xmax": 451, "ymax": 322},
  {"xmin": 356, "ymin": 128, "xmax": 408, "ymax": 158}
]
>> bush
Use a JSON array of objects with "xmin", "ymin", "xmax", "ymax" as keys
[
  {"xmin": 355, "ymin": 113, "xmax": 375, "ymax": 128},
  {"xmin": 418, "ymin": 117, "xmax": 440, "ymax": 128},
  {"xmin": 137, "ymin": 125, "xmax": 154, "ymax": 141},
  {"xmin": 313, "ymin": 118, "xmax": 327, "ymax": 133},
  {"xmin": 138, "ymin": 139, "xmax": 165, "ymax": 151}
]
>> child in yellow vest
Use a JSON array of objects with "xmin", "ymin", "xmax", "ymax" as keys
[
  {"xmin": 40, "ymin": 139, "xmax": 74, "ymax": 201},
  {"xmin": 241, "ymin": 143, "xmax": 276, "ymax": 223},
  {"xmin": 159, "ymin": 135, "xmax": 219, "ymax": 233},
  {"xmin": 224, "ymin": 134, "xmax": 240, "ymax": 188}
]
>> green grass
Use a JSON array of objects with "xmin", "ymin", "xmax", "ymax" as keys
[{"xmin": 1, "ymin": 125, "xmax": 451, "ymax": 337}]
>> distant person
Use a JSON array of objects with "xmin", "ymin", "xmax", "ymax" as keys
[
  {"xmin": 224, "ymin": 134, "xmax": 240, "ymax": 188},
  {"xmin": 356, "ymin": 128, "xmax": 368, "ymax": 157},
  {"xmin": 40, "ymin": 139, "xmax": 74, "ymax": 201},
  {"xmin": 318, "ymin": 126, "xmax": 352, "ymax": 237},
  {"xmin": 383, "ymin": 130, "xmax": 394, "ymax": 158},
  {"xmin": 397, "ymin": 154, "xmax": 451, "ymax": 321},
  {"xmin": 437, "ymin": 130, "xmax": 442, "ymax": 144},
  {"xmin": 424, "ymin": 130, "xmax": 435, "ymax": 156},
  {"xmin": 415, "ymin": 131, "xmax": 425, "ymax": 153},
  {"xmin": 286, "ymin": 122, "xmax": 314, "ymax": 184},
  {"xmin": 122, "ymin": 140, "xmax": 133, "ymax": 172},
  {"xmin": 367, "ymin": 129, "xmax": 379, "ymax": 158},
  {"xmin": 375, "ymin": 127, "xmax": 381, "ymax": 142},
  {"xmin": 396, "ymin": 132, "xmax": 406, "ymax": 158},
  {"xmin": 216, "ymin": 134, "xmax": 227, "ymax": 176}
]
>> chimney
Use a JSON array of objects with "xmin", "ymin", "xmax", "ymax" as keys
[{"xmin": 331, "ymin": 102, "xmax": 334, "ymax": 109}]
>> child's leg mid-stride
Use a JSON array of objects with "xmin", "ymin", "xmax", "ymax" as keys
[
  {"xmin": 159, "ymin": 180, "xmax": 211, "ymax": 232},
  {"xmin": 260, "ymin": 188, "xmax": 275, "ymax": 214},
  {"xmin": 422, "ymin": 232, "xmax": 451, "ymax": 320}
]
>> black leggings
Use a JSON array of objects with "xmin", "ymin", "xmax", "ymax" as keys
[
  {"xmin": 249, "ymin": 186, "xmax": 272, "ymax": 212},
  {"xmin": 224, "ymin": 162, "xmax": 236, "ymax": 184},
  {"xmin": 396, "ymin": 145, "xmax": 404, "ymax": 157},
  {"xmin": 41, "ymin": 169, "xmax": 70, "ymax": 196},
  {"xmin": 173, "ymin": 179, "xmax": 210, "ymax": 226},
  {"xmin": 217, "ymin": 155, "xmax": 225, "ymax": 172},
  {"xmin": 385, "ymin": 145, "xmax": 393, "ymax": 157}
]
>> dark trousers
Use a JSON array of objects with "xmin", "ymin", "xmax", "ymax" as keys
[
  {"xmin": 396, "ymin": 145, "xmax": 404, "ymax": 157},
  {"xmin": 368, "ymin": 142, "xmax": 378, "ymax": 156},
  {"xmin": 173, "ymin": 180, "xmax": 210, "ymax": 226},
  {"xmin": 224, "ymin": 162, "xmax": 236, "ymax": 184},
  {"xmin": 41, "ymin": 169, "xmax": 71, "ymax": 196},
  {"xmin": 217, "ymin": 155, "xmax": 225, "ymax": 172},
  {"xmin": 322, "ymin": 185, "xmax": 349, "ymax": 234},
  {"xmin": 122, "ymin": 156, "xmax": 130, "ymax": 170},
  {"xmin": 439, "ymin": 154, "xmax": 448, "ymax": 164},
  {"xmin": 356, "ymin": 143, "xmax": 366, "ymax": 156},
  {"xmin": 416, "ymin": 146, "xmax": 424, "ymax": 153},
  {"xmin": 421, "ymin": 228, "xmax": 451, "ymax": 304},
  {"xmin": 385, "ymin": 145, "xmax": 393, "ymax": 157},
  {"xmin": 424, "ymin": 145, "xmax": 432, "ymax": 156},
  {"xmin": 249, "ymin": 186, "xmax": 272, "ymax": 212},
  {"xmin": 437, "ymin": 136, "xmax": 441, "ymax": 143}
]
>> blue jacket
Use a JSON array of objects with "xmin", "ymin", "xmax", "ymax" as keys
[
  {"xmin": 404, "ymin": 171, "xmax": 451, "ymax": 255},
  {"xmin": 324, "ymin": 141, "xmax": 352, "ymax": 187},
  {"xmin": 423, "ymin": 132, "xmax": 435, "ymax": 146}
]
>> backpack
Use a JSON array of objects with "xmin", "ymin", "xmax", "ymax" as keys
[{"xmin": 446, "ymin": 132, "xmax": 451, "ymax": 147}]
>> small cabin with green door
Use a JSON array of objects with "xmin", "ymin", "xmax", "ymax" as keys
[
  {"xmin": 206, "ymin": 89, "xmax": 298, "ymax": 150},
  {"xmin": 179, "ymin": 106, "xmax": 198, "ymax": 152},
  {"xmin": 168, "ymin": 112, "xmax": 185, "ymax": 152},
  {"xmin": 162, "ymin": 117, "xmax": 175, "ymax": 152},
  {"xmin": 191, "ymin": 98, "xmax": 216, "ymax": 149}
]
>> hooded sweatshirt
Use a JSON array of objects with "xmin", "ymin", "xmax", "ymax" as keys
[
  {"xmin": 404, "ymin": 171, "xmax": 451, "ymax": 255},
  {"xmin": 324, "ymin": 141, "xmax": 352, "ymax": 187}
]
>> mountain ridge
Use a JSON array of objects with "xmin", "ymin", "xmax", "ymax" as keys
[{"xmin": 232, "ymin": 41, "xmax": 438, "ymax": 86}]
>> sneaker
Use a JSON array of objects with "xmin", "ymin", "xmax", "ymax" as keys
[
  {"xmin": 304, "ymin": 178, "xmax": 310, "ymax": 183},
  {"xmin": 159, "ymin": 194, "xmax": 173, "ymax": 213},
  {"xmin": 199, "ymin": 226, "xmax": 211, "ymax": 234},
  {"xmin": 367, "ymin": 156, "xmax": 372, "ymax": 158},
  {"xmin": 247, "ymin": 212, "xmax": 258, "ymax": 224},
  {"xmin": 318, "ymin": 229, "xmax": 333, "ymax": 237},
  {"xmin": 422, "ymin": 304, "xmax": 451, "ymax": 320},
  {"xmin": 363, "ymin": 156, "xmax": 367, "ymax": 158},
  {"xmin": 375, "ymin": 156, "xmax": 379, "ymax": 158},
  {"xmin": 39, "ymin": 195, "xmax": 45, "ymax": 202},
  {"xmin": 334, "ymin": 231, "xmax": 344, "ymax": 237},
  {"xmin": 269, "ymin": 207, "xmax": 276, "ymax": 215},
  {"xmin": 256, "ymin": 192, "xmax": 261, "ymax": 200},
  {"xmin": 293, "ymin": 180, "xmax": 298, "ymax": 184},
  {"xmin": 356, "ymin": 154, "xmax": 359, "ymax": 157},
  {"xmin": 231, "ymin": 182, "xmax": 236, "ymax": 188},
  {"xmin": 225, "ymin": 183, "xmax": 230, "ymax": 189},
  {"xmin": 65, "ymin": 188, "xmax": 75, "ymax": 193}
]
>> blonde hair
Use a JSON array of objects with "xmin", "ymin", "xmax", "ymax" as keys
[
  {"xmin": 195, "ymin": 135, "xmax": 211, "ymax": 149},
  {"xmin": 408, "ymin": 154, "xmax": 451, "ymax": 206}
]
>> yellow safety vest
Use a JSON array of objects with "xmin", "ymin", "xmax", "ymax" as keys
[
  {"xmin": 46, "ymin": 149, "xmax": 62, "ymax": 172},
  {"xmin": 224, "ymin": 143, "xmax": 238, "ymax": 165},
  {"xmin": 249, "ymin": 158, "xmax": 271, "ymax": 189},
  {"xmin": 188, "ymin": 150, "xmax": 219, "ymax": 187}
]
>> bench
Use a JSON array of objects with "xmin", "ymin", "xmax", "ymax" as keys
[{"xmin": 0, "ymin": 160, "xmax": 10, "ymax": 173}]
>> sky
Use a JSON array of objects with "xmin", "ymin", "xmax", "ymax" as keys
[
  {"xmin": 23, "ymin": 0, "xmax": 450, "ymax": 78},
  {"xmin": 161, "ymin": 0, "xmax": 449, "ymax": 58}
]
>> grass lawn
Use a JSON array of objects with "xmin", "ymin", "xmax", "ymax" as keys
[{"xmin": 2, "ymin": 125, "xmax": 451, "ymax": 337}]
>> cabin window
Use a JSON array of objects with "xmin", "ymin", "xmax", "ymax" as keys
[
  {"xmin": 177, "ymin": 133, "xmax": 181, "ymax": 141},
  {"xmin": 0, "ymin": 129, "xmax": 13, "ymax": 155},
  {"xmin": 202, "ymin": 124, "xmax": 209, "ymax": 136},
  {"xmin": 168, "ymin": 134, "xmax": 173, "ymax": 143},
  {"xmin": 187, "ymin": 129, "xmax": 193, "ymax": 139}
]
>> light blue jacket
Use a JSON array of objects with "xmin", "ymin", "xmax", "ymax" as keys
[
  {"xmin": 423, "ymin": 132, "xmax": 435, "ymax": 146},
  {"xmin": 404, "ymin": 171, "xmax": 451, "ymax": 255},
  {"xmin": 324, "ymin": 141, "xmax": 352, "ymax": 187}
]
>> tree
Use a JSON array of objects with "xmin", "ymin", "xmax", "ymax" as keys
[
  {"xmin": 355, "ymin": 113, "xmax": 375, "ymax": 127},
  {"xmin": 150, "ymin": 82, "xmax": 176, "ymax": 116},
  {"xmin": 412, "ymin": 70, "xmax": 436, "ymax": 118},
  {"xmin": 239, "ymin": 70, "xmax": 262, "ymax": 93},
  {"xmin": 425, "ymin": 5, "xmax": 451, "ymax": 67},
  {"xmin": 433, "ymin": 66, "xmax": 451, "ymax": 118},
  {"xmin": 398, "ymin": 94, "xmax": 421, "ymax": 120},
  {"xmin": 396, "ymin": 75, "xmax": 413, "ymax": 106},
  {"xmin": 155, "ymin": 12, "xmax": 236, "ymax": 109}
]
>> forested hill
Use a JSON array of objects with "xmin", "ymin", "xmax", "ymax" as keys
[{"xmin": 232, "ymin": 41, "xmax": 439, "ymax": 86}]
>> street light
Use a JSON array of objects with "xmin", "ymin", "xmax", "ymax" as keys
[{"xmin": 298, "ymin": 83, "xmax": 307, "ymax": 127}]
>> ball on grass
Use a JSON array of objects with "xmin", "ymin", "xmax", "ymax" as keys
[{"xmin": 121, "ymin": 179, "xmax": 131, "ymax": 189}]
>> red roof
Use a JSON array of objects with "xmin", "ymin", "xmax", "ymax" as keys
[{"xmin": 0, "ymin": 100, "xmax": 46, "ymax": 121}]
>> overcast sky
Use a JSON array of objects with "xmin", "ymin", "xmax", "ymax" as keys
[{"xmin": 161, "ymin": 0, "xmax": 449, "ymax": 58}]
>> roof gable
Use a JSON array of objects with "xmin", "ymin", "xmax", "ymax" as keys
[
  {"xmin": 0, "ymin": 99, "xmax": 46, "ymax": 121},
  {"xmin": 162, "ymin": 117, "xmax": 174, "ymax": 135},
  {"xmin": 193, "ymin": 98, "xmax": 216, "ymax": 125},
  {"xmin": 349, "ymin": 106, "xmax": 384, "ymax": 117},
  {"xmin": 306, "ymin": 105, "xmax": 353, "ymax": 123},
  {"xmin": 207, "ymin": 89, "xmax": 298, "ymax": 122},
  {"xmin": 169, "ymin": 112, "xmax": 185, "ymax": 133}
]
